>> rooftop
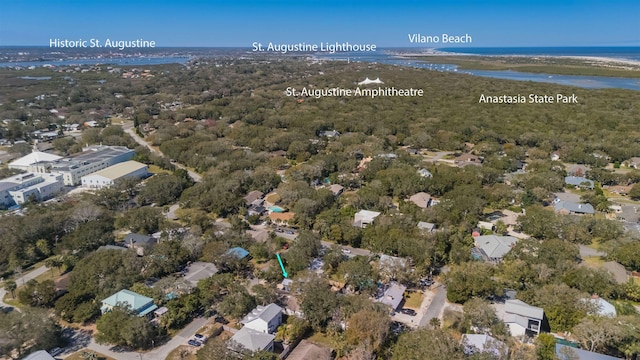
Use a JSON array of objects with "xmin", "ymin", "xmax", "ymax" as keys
[
  {"xmin": 376, "ymin": 282, "xmax": 406, "ymax": 310},
  {"xmin": 504, "ymin": 299, "xmax": 544, "ymax": 320},
  {"xmin": 474, "ymin": 235, "xmax": 518, "ymax": 260},
  {"xmin": 101, "ymin": 289, "xmax": 157, "ymax": 316},
  {"xmin": 9, "ymin": 151, "xmax": 62, "ymax": 167},
  {"xmin": 241, "ymin": 303, "xmax": 283, "ymax": 325},
  {"xmin": 554, "ymin": 200, "xmax": 595, "ymax": 215},
  {"xmin": 227, "ymin": 247, "xmax": 250, "ymax": 259},
  {"xmin": 87, "ymin": 160, "xmax": 147, "ymax": 180},
  {"xmin": 229, "ymin": 327, "xmax": 275, "ymax": 353}
]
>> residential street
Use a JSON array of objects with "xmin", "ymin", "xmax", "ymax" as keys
[
  {"xmin": 85, "ymin": 317, "xmax": 208, "ymax": 360},
  {"xmin": 0, "ymin": 265, "xmax": 49, "ymax": 310},
  {"xmin": 122, "ymin": 122, "xmax": 202, "ymax": 183}
]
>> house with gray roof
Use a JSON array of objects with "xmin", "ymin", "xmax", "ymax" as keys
[
  {"xmin": 228, "ymin": 327, "xmax": 275, "ymax": 354},
  {"xmin": 565, "ymin": 176, "xmax": 594, "ymax": 189},
  {"xmin": 603, "ymin": 261, "xmax": 629, "ymax": 284},
  {"xmin": 21, "ymin": 350, "xmax": 56, "ymax": 360},
  {"xmin": 241, "ymin": 303, "xmax": 283, "ymax": 334},
  {"xmin": 555, "ymin": 344, "xmax": 619, "ymax": 360},
  {"xmin": 554, "ymin": 200, "xmax": 595, "ymax": 215},
  {"xmin": 462, "ymin": 334, "xmax": 508, "ymax": 358},
  {"xmin": 417, "ymin": 221, "xmax": 436, "ymax": 233},
  {"xmin": 124, "ymin": 233, "xmax": 156, "ymax": 256},
  {"xmin": 473, "ymin": 235, "xmax": 518, "ymax": 263},
  {"xmin": 501, "ymin": 299, "xmax": 546, "ymax": 337},
  {"xmin": 376, "ymin": 282, "xmax": 406, "ymax": 310}
]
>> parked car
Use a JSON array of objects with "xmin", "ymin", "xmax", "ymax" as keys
[
  {"xmin": 215, "ymin": 315, "xmax": 229, "ymax": 324},
  {"xmin": 194, "ymin": 333, "xmax": 206, "ymax": 341},
  {"xmin": 400, "ymin": 308, "xmax": 417, "ymax": 316},
  {"xmin": 341, "ymin": 248, "xmax": 351, "ymax": 254},
  {"xmin": 188, "ymin": 339, "xmax": 202, "ymax": 347}
]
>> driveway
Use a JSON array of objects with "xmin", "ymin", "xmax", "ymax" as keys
[
  {"xmin": 419, "ymin": 284, "xmax": 447, "ymax": 328},
  {"xmin": 86, "ymin": 317, "xmax": 208, "ymax": 360},
  {"xmin": 578, "ymin": 244, "xmax": 606, "ymax": 258},
  {"xmin": 0, "ymin": 265, "xmax": 49, "ymax": 310},
  {"xmin": 553, "ymin": 191, "xmax": 582, "ymax": 203}
]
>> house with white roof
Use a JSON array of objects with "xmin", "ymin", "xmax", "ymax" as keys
[
  {"xmin": 462, "ymin": 334, "xmax": 508, "ymax": 358},
  {"xmin": 240, "ymin": 303, "xmax": 283, "ymax": 334},
  {"xmin": 586, "ymin": 295, "xmax": 617, "ymax": 317},
  {"xmin": 353, "ymin": 210, "xmax": 381, "ymax": 228}
]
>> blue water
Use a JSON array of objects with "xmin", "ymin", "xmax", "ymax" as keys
[
  {"xmin": 317, "ymin": 47, "xmax": 640, "ymax": 91},
  {"xmin": 437, "ymin": 47, "xmax": 640, "ymax": 61}
]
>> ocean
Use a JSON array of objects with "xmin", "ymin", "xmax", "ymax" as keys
[{"xmin": 436, "ymin": 47, "xmax": 640, "ymax": 62}]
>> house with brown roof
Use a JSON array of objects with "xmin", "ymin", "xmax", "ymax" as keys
[
  {"xmin": 268, "ymin": 212, "xmax": 296, "ymax": 224},
  {"xmin": 454, "ymin": 153, "xmax": 483, "ymax": 167},
  {"xmin": 244, "ymin": 190, "xmax": 264, "ymax": 206},
  {"xmin": 607, "ymin": 185, "xmax": 632, "ymax": 196},
  {"xmin": 409, "ymin": 192, "xmax": 432, "ymax": 208},
  {"xmin": 603, "ymin": 261, "xmax": 629, "ymax": 284},
  {"xmin": 287, "ymin": 340, "xmax": 333, "ymax": 360}
]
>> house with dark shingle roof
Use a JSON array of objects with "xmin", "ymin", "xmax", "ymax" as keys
[
  {"xmin": 554, "ymin": 200, "xmax": 595, "ymax": 215},
  {"xmin": 565, "ymin": 176, "xmax": 594, "ymax": 189},
  {"xmin": 124, "ymin": 233, "xmax": 156, "ymax": 256}
]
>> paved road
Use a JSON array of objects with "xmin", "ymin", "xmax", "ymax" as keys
[
  {"xmin": 122, "ymin": 122, "xmax": 202, "ymax": 183},
  {"xmin": 165, "ymin": 204, "xmax": 180, "ymax": 220},
  {"xmin": 578, "ymin": 244, "xmax": 607, "ymax": 258},
  {"xmin": 87, "ymin": 317, "xmax": 208, "ymax": 360},
  {"xmin": 0, "ymin": 265, "xmax": 49, "ymax": 310},
  {"xmin": 320, "ymin": 241, "xmax": 373, "ymax": 257},
  {"xmin": 419, "ymin": 284, "xmax": 447, "ymax": 328}
]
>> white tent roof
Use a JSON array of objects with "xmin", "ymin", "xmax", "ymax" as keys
[{"xmin": 9, "ymin": 151, "xmax": 62, "ymax": 167}]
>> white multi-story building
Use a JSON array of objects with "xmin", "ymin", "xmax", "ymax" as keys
[
  {"xmin": 29, "ymin": 145, "xmax": 135, "ymax": 186},
  {"xmin": 81, "ymin": 160, "xmax": 148, "ymax": 189},
  {"xmin": 0, "ymin": 172, "xmax": 64, "ymax": 207}
]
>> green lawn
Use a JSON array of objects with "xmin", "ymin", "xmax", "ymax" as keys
[
  {"xmin": 404, "ymin": 291, "xmax": 424, "ymax": 310},
  {"xmin": 583, "ymin": 256, "xmax": 605, "ymax": 268},
  {"xmin": 65, "ymin": 349, "xmax": 116, "ymax": 360}
]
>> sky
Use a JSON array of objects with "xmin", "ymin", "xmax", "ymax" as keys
[{"xmin": 0, "ymin": 0, "xmax": 638, "ymax": 47}]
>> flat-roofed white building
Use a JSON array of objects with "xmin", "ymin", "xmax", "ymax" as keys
[
  {"xmin": 81, "ymin": 160, "xmax": 148, "ymax": 189},
  {"xmin": 0, "ymin": 172, "xmax": 64, "ymax": 207}
]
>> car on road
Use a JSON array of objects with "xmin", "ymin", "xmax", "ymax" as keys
[
  {"xmin": 188, "ymin": 339, "xmax": 202, "ymax": 347},
  {"xmin": 341, "ymin": 248, "xmax": 351, "ymax": 254},
  {"xmin": 400, "ymin": 308, "xmax": 417, "ymax": 316}
]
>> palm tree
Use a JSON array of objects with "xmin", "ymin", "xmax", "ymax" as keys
[
  {"xmin": 4, "ymin": 280, "xmax": 17, "ymax": 298},
  {"xmin": 81, "ymin": 350, "xmax": 98, "ymax": 360}
]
